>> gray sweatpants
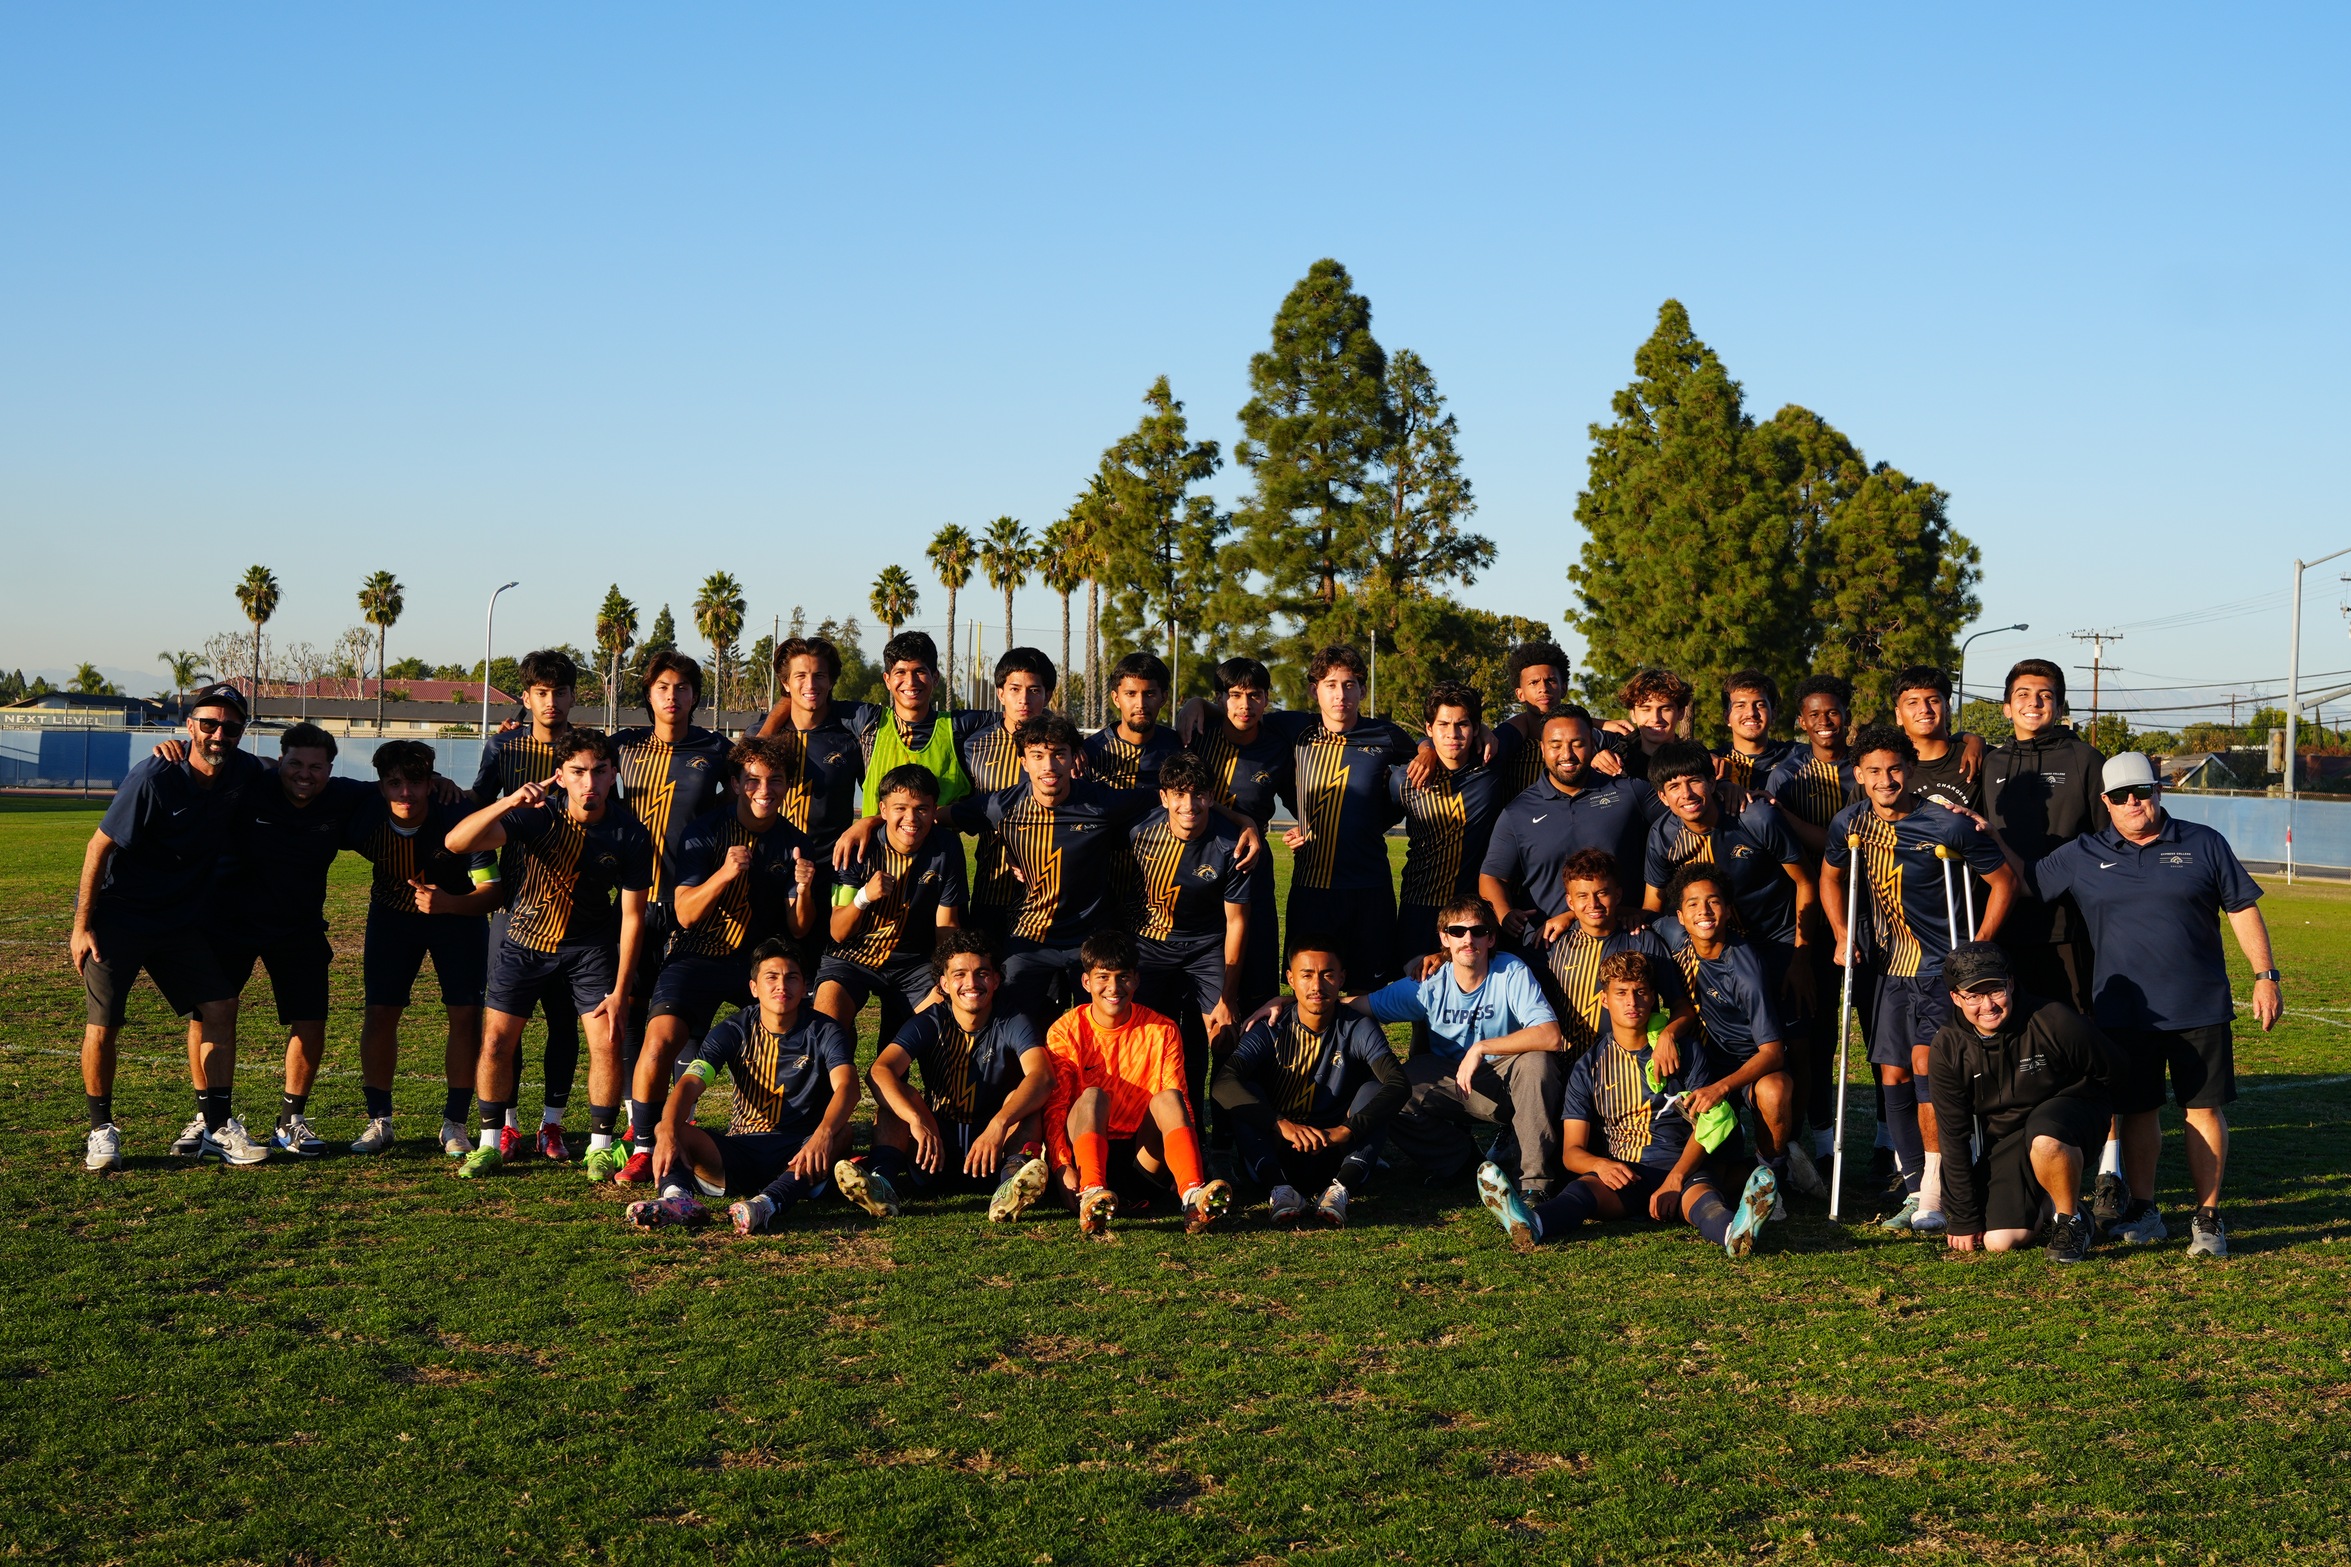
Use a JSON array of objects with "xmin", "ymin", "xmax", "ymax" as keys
[{"xmin": 1387, "ymin": 1049, "xmax": 1564, "ymax": 1196}]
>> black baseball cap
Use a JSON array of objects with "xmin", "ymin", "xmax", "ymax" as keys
[
  {"xmin": 1943, "ymin": 942, "xmax": 2011, "ymax": 994},
  {"xmin": 185, "ymin": 681, "xmax": 250, "ymax": 721}
]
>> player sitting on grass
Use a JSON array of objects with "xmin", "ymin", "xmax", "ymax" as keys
[
  {"xmin": 1481, "ymin": 952, "xmax": 1777, "ymax": 1259},
  {"xmin": 629, "ymin": 939, "xmax": 859, "ymax": 1234},
  {"xmin": 1211, "ymin": 939, "xmax": 1407, "ymax": 1226},
  {"xmin": 838, "ymin": 928, "xmax": 1055, "ymax": 1222},
  {"xmin": 1044, "ymin": 929, "xmax": 1232, "ymax": 1237}
]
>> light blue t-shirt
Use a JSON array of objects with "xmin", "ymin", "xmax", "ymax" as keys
[{"xmin": 1363, "ymin": 950, "xmax": 1557, "ymax": 1063}]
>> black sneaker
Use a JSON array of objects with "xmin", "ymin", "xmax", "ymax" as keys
[
  {"xmin": 2091, "ymin": 1172, "xmax": 2127, "ymax": 1228},
  {"xmin": 2047, "ymin": 1211, "xmax": 2092, "ymax": 1264}
]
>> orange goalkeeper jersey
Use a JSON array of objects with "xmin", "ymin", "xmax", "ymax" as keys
[{"xmin": 1043, "ymin": 1002, "xmax": 1186, "ymax": 1167}]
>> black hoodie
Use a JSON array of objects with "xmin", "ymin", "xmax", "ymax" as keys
[
  {"xmin": 1927, "ymin": 992, "xmax": 2118, "ymax": 1235},
  {"xmin": 1979, "ymin": 726, "xmax": 2109, "ymax": 944}
]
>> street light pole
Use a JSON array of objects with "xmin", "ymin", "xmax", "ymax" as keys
[
  {"xmin": 2286, "ymin": 546, "xmax": 2351, "ymax": 884},
  {"xmin": 1956, "ymin": 623, "xmax": 2029, "ymax": 708},
  {"xmin": 481, "ymin": 581, "xmax": 519, "ymax": 747}
]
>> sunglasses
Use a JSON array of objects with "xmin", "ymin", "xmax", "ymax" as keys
[
  {"xmin": 1440, "ymin": 923, "xmax": 1496, "ymax": 940},
  {"xmin": 2103, "ymin": 784, "xmax": 2155, "ymax": 804},
  {"xmin": 191, "ymin": 716, "xmax": 246, "ymax": 737}
]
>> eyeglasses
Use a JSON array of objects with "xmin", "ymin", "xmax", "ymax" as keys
[
  {"xmin": 191, "ymin": 717, "xmax": 246, "ymax": 737},
  {"xmin": 1440, "ymin": 923, "xmax": 1496, "ymax": 940},
  {"xmin": 1955, "ymin": 981, "xmax": 2009, "ymax": 998},
  {"xmin": 2102, "ymin": 784, "xmax": 2156, "ymax": 804}
]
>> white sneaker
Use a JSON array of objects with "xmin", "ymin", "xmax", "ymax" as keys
[
  {"xmin": 440, "ymin": 1118, "xmax": 471, "ymax": 1158},
  {"xmin": 170, "ymin": 1115, "xmax": 207, "ymax": 1157},
  {"xmin": 350, "ymin": 1117, "xmax": 396, "ymax": 1155},
  {"xmin": 1785, "ymin": 1143, "xmax": 1828, "ymax": 1199},
  {"xmin": 1314, "ymin": 1182, "xmax": 1350, "ymax": 1227},
  {"xmin": 84, "ymin": 1123, "xmax": 123, "ymax": 1172},
  {"xmin": 198, "ymin": 1117, "xmax": 269, "ymax": 1166},
  {"xmin": 1909, "ymin": 1205, "xmax": 1949, "ymax": 1235},
  {"xmin": 2187, "ymin": 1211, "xmax": 2228, "ymax": 1259},
  {"xmin": 2110, "ymin": 1206, "xmax": 2169, "ymax": 1246},
  {"xmin": 1267, "ymin": 1183, "xmax": 1308, "ymax": 1224},
  {"xmin": 274, "ymin": 1115, "xmax": 326, "ymax": 1158}
]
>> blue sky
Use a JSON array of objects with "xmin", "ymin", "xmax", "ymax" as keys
[{"xmin": 4, "ymin": 5, "xmax": 2347, "ymax": 725}]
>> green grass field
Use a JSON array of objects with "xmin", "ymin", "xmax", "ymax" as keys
[{"xmin": 4, "ymin": 797, "xmax": 2348, "ymax": 1565}]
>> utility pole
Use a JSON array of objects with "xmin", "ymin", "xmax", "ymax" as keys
[{"xmin": 2070, "ymin": 629, "xmax": 2122, "ymax": 749}]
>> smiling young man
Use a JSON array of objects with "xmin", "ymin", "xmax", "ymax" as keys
[
  {"xmin": 1543, "ymin": 849, "xmax": 1690, "ymax": 1060},
  {"xmin": 1391, "ymin": 681, "xmax": 1522, "ymax": 967},
  {"xmin": 1976, "ymin": 660, "xmax": 2108, "ymax": 1016},
  {"xmin": 1479, "ymin": 708, "xmax": 1668, "ymax": 952},
  {"xmin": 1890, "ymin": 665, "xmax": 1985, "ymax": 816},
  {"xmin": 1494, "ymin": 642, "xmax": 1573, "ymax": 798},
  {"xmin": 850, "ymin": 631, "xmax": 998, "ymax": 817},
  {"xmin": 753, "ymin": 635, "xmax": 879, "ymax": 866},
  {"xmin": 1184, "ymin": 656, "xmax": 1293, "ymax": 1009},
  {"xmin": 1128, "ymin": 750, "xmax": 1261, "ymax": 1117},
  {"xmin": 959, "ymin": 648, "xmax": 1059, "ymax": 950},
  {"xmin": 1609, "ymin": 669, "xmax": 1696, "ymax": 783},
  {"xmin": 447, "ymin": 726, "xmax": 654, "ymax": 1179},
  {"xmin": 1085, "ymin": 651, "xmax": 1183, "ymax": 790},
  {"xmin": 1712, "ymin": 670, "xmax": 1797, "ymax": 794},
  {"xmin": 72, "ymin": 683, "xmax": 265, "ymax": 1171},
  {"xmin": 1763, "ymin": 673, "xmax": 1860, "ymax": 1154},
  {"xmin": 1820, "ymin": 725, "xmax": 2016, "ymax": 1234},
  {"xmin": 814, "ymin": 762, "xmax": 965, "ymax": 1042},
  {"xmin": 1651, "ymin": 864, "xmax": 1799, "ymax": 1205}
]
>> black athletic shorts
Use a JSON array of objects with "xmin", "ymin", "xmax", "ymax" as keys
[
  {"xmin": 488, "ymin": 941, "xmax": 617, "ymax": 1018},
  {"xmin": 1868, "ymin": 974, "xmax": 1951, "ymax": 1069},
  {"xmin": 1286, "ymin": 880, "xmax": 1399, "ymax": 991},
  {"xmin": 1394, "ymin": 902, "xmax": 1442, "ymax": 973},
  {"xmin": 1002, "ymin": 938, "xmax": 1086, "ymax": 1026},
  {"xmin": 814, "ymin": 950, "xmax": 936, "ymax": 1038},
  {"xmin": 1977, "ymin": 1094, "xmax": 2108, "ymax": 1232},
  {"xmin": 2110, "ymin": 1024, "xmax": 2236, "ymax": 1114},
  {"xmin": 1137, "ymin": 933, "xmax": 1225, "ymax": 1020},
  {"xmin": 631, "ymin": 901, "xmax": 678, "ymax": 993},
  {"xmin": 1237, "ymin": 873, "xmax": 1281, "ymax": 1012},
  {"xmin": 364, "ymin": 907, "xmax": 490, "ymax": 1009},
  {"xmin": 81, "ymin": 918, "xmax": 233, "ymax": 1027},
  {"xmin": 701, "ymin": 1128, "xmax": 817, "ymax": 1198},
  {"xmin": 211, "ymin": 927, "xmax": 335, "ymax": 1024},
  {"xmin": 647, "ymin": 952, "xmax": 752, "ymax": 1034}
]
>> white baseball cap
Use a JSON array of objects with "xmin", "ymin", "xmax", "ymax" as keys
[{"xmin": 2101, "ymin": 752, "xmax": 2157, "ymax": 793}]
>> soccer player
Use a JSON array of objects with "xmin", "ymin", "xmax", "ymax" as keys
[
  {"xmin": 1184, "ymin": 656, "xmax": 1295, "ymax": 1009},
  {"xmin": 1084, "ymin": 651, "xmax": 1182, "ymax": 790},
  {"xmin": 617, "ymin": 734, "xmax": 820, "ymax": 1181},
  {"xmin": 1762, "ymin": 673, "xmax": 1856, "ymax": 861},
  {"xmin": 1043, "ymin": 930, "xmax": 1232, "ymax": 1235},
  {"xmin": 1928, "ymin": 943, "xmax": 2117, "ymax": 1263},
  {"xmin": 1479, "ymin": 708, "xmax": 1667, "ymax": 951},
  {"xmin": 1278, "ymin": 646, "xmax": 1423, "ymax": 991},
  {"xmin": 471, "ymin": 648, "xmax": 587, "ymax": 1155},
  {"xmin": 850, "ymin": 631, "xmax": 999, "ymax": 815},
  {"xmin": 753, "ymin": 635, "xmax": 880, "ymax": 864},
  {"xmin": 1651, "ymin": 863, "xmax": 1802, "ymax": 1200},
  {"xmin": 1494, "ymin": 642, "xmax": 1573, "ymax": 798},
  {"xmin": 1713, "ymin": 669, "xmax": 1796, "ymax": 793},
  {"xmin": 1890, "ymin": 664, "xmax": 1985, "ymax": 814},
  {"xmin": 1212, "ymin": 940, "xmax": 1406, "ymax": 1225},
  {"xmin": 1610, "ymin": 668, "xmax": 1696, "ymax": 782},
  {"xmin": 959, "ymin": 648, "xmax": 1058, "ymax": 949},
  {"xmin": 844, "ymin": 928, "xmax": 1055, "ymax": 1221},
  {"xmin": 344, "ymin": 740, "xmax": 504, "ymax": 1157},
  {"xmin": 815, "ymin": 762, "xmax": 966, "ymax": 1040},
  {"xmin": 1360, "ymin": 893, "xmax": 1565, "ymax": 1197},
  {"xmin": 1820, "ymin": 725, "xmax": 2015, "ymax": 1233},
  {"xmin": 447, "ymin": 726, "xmax": 654, "ymax": 1178},
  {"xmin": 1391, "ymin": 681, "xmax": 1521, "ymax": 966},
  {"xmin": 627, "ymin": 939, "xmax": 859, "ymax": 1234},
  {"xmin": 1128, "ymin": 750, "xmax": 1260, "ymax": 1114},
  {"xmin": 1479, "ymin": 952, "xmax": 1777, "ymax": 1259},
  {"xmin": 1543, "ymin": 850, "xmax": 1689, "ymax": 1060},
  {"xmin": 73, "ymin": 683, "xmax": 265, "ymax": 1170}
]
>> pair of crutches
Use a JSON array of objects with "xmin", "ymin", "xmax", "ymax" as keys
[{"xmin": 1827, "ymin": 836, "xmax": 1976, "ymax": 1221}]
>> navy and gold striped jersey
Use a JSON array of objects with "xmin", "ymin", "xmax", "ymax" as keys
[
  {"xmin": 1389, "ymin": 748, "xmax": 1518, "ymax": 909},
  {"xmin": 686, "ymin": 1006, "xmax": 854, "ymax": 1137},
  {"xmin": 613, "ymin": 726, "xmax": 730, "ymax": 904},
  {"xmin": 956, "ymin": 779, "xmax": 1155, "ymax": 945},
  {"xmin": 1545, "ymin": 925, "xmax": 1682, "ymax": 1057},
  {"xmin": 1288, "ymin": 717, "xmax": 1416, "ymax": 892},
  {"xmin": 1650, "ymin": 914, "xmax": 1785, "ymax": 1062},
  {"xmin": 961, "ymin": 722, "xmax": 1025, "ymax": 921},
  {"xmin": 1641, "ymin": 801, "xmax": 1806, "ymax": 945},
  {"xmin": 1083, "ymin": 724, "xmax": 1182, "ymax": 792},
  {"xmin": 669, "ymin": 805, "xmax": 814, "ymax": 959},
  {"xmin": 1563, "ymin": 1035, "xmax": 1713, "ymax": 1170},
  {"xmin": 343, "ymin": 796, "xmax": 497, "ymax": 915},
  {"xmin": 1219, "ymin": 1004, "xmax": 1404, "ymax": 1125},
  {"xmin": 1764, "ymin": 750, "xmax": 1856, "ymax": 839},
  {"xmin": 889, "ymin": 1007, "xmax": 1042, "ymax": 1126},
  {"xmin": 1824, "ymin": 800, "xmax": 2003, "ymax": 980},
  {"xmin": 1127, "ymin": 809, "xmax": 1259, "ymax": 942},
  {"xmin": 1498, "ymin": 708, "xmax": 1552, "ymax": 799},
  {"xmin": 1188, "ymin": 721, "xmax": 1293, "ymax": 830},
  {"xmin": 497, "ymin": 800, "xmax": 655, "ymax": 953},
  {"xmin": 762, "ymin": 712, "xmax": 868, "ymax": 858},
  {"xmin": 470, "ymin": 729, "xmax": 560, "ymax": 907},
  {"xmin": 829, "ymin": 825, "xmax": 967, "ymax": 968},
  {"xmin": 1713, "ymin": 739, "xmax": 1798, "ymax": 795}
]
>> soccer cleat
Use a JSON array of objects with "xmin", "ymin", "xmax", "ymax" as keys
[
  {"xmin": 617, "ymin": 1149, "xmax": 655, "ymax": 1185},
  {"xmin": 198, "ymin": 1118, "xmax": 269, "ymax": 1167},
  {"xmin": 1314, "ymin": 1182, "xmax": 1350, "ymax": 1228},
  {"xmin": 2091, "ymin": 1171, "xmax": 2128, "ymax": 1228},
  {"xmin": 729, "ymin": 1194, "xmax": 776, "ymax": 1235},
  {"xmin": 170, "ymin": 1115, "xmax": 207, "ymax": 1157},
  {"xmin": 536, "ymin": 1124, "xmax": 571, "ymax": 1162},
  {"xmin": 440, "ymin": 1119, "xmax": 472, "ymax": 1159},
  {"xmin": 2109, "ymin": 1205, "xmax": 2168, "ymax": 1246},
  {"xmin": 350, "ymin": 1117, "xmax": 396, "ymax": 1156},
  {"xmin": 582, "ymin": 1145, "xmax": 630, "ymax": 1183},
  {"xmin": 1077, "ymin": 1185, "xmax": 1117, "ymax": 1236},
  {"xmin": 626, "ymin": 1193, "xmax": 709, "ymax": 1228},
  {"xmin": 2188, "ymin": 1211, "xmax": 2228, "ymax": 1259},
  {"xmin": 1725, "ymin": 1164, "xmax": 1778, "ymax": 1259},
  {"xmin": 456, "ymin": 1145, "xmax": 502, "ymax": 1179},
  {"xmin": 834, "ymin": 1160, "xmax": 899, "ymax": 1219},
  {"xmin": 986, "ymin": 1155, "xmax": 1048, "ymax": 1223},
  {"xmin": 498, "ymin": 1123, "xmax": 526, "ymax": 1162},
  {"xmin": 1909, "ymin": 1205, "xmax": 1949, "ymax": 1235},
  {"xmin": 274, "ymin": 1115, "xmax": 326, "ymax": 1158},
  {"xmin": 84, "ymin": 1123, "xmax": 123, "ymax": 1173},
  {"xmin": 1477, "ymin": 1161, "xmax": 1537, "ymax": 1254},
  {"xmin": 1879, "ymin": 1193, "xmax": 1923, "ymax": 1232},
  {"xmin": 1182, "ymin": 1179, "xmax": 1232, "ymax": 1235},
  {"xmin": 1785, "ymin": 1143, "xmax": 1828, "ymax": 1199},
  {"xmin": 1267, "ymin": 1183, "xmax": 1309, "ymax": 1225},
  {"xmin": 2047, "ymin": 1210, "xmax": 2093, "ymax": 1263}
]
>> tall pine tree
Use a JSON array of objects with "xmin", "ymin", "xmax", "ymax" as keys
[{"xmin": 1097, "ymin": 377, "xmax": 1242, "ymax": 695}]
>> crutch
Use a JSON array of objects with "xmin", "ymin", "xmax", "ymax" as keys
[
  {"xmin": 1829, "ymin": 832, "xmax": 1863, "ymax": 1222},
  {"xmin": 1935, "ymin": 843, "xmax": 1977, "ymax": 942}
]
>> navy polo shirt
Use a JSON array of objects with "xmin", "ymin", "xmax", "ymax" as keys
[
  {"xmin": 1479, "ymin": 772, "xmax": 1665, "ymax": 918},
  {"xmin": 2029, "ymin": 814, "xmax": 2263, "ymax": 1031},
  {"xmin": 93, "ymin": 750, "xmax": 266, "ymax": 934}
]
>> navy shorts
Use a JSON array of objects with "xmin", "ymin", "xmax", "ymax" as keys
[
  {"xmin": 211, "ymin": 927, "xmax": 335, "ymax": 1025},
  {"xmin": 814, "ymin": 951, "xmax": 936, "ymax": 1039},
  {"xmin": 364, "ymin": 907, "xmax": 490, "ymax": 1009},
  {"xmin": 2110, "ymin": 1024, "xmax": 2237, "ymax": 1114},
  {"xmin": 1869, "ymin": 974, "xmax": 1951, "ymax": 1069},
  {"xmin": 488, "ymin": 941, "xmax": 617, "ymax": 1018},
  {"xmin": 1001, "ymin": 938, "xmax": 1086, "ymax": 1026},
  {"xmin": 702, "ymin": 1129, "xmax": 815, "ymax": 1197},
  {"xmin": 632, "ymin": 902, "xmax": 677, "ymax": 992},
  {"xmin": 648, "ymin": 952, "xmax": 751, "ymax": 1034},
  {"xmin": 81, "ymin": 918, "xmax": 232, "ymax": 1026},
  {"xmin": 1286, "ymin": 881, "xmax": 1399, "ymax": 991},
  {"xmin": 1137, "ymin": 934, "xmax": 1225, "ymax": 1021}
]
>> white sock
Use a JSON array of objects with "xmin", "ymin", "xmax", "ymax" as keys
[
  {"xmin": 587, "ymin": 1132, "xmax": 614, "ymax": 1153},
  {"xmin": 1920, "ymin": 1152, "xmax": 1944, "ymax": 1213},
  {"xmin": 478, "ymin": 1126, "xmax": 500, "ymax": 1152},
  {"xmin": 504, "ymin": 1107, "xmax": 520, "ymax": 1130},
  {"xmin": 2099, "ymin": 1137, "xmax": 2123, "ymax": 1178},
  {"xmin": 659, "ymin": 1180, "xmax": 691, "ymax": 1200},
  {"xmin": 542, "ymin": 1105, "xmax": 565, "ymax": 1127}
]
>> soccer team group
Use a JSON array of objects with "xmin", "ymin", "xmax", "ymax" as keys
[{"xmin": 69, "ymin": 630, "xmax": 2282, "ymax": 1260}]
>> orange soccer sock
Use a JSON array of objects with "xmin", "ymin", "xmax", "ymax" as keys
[
  {"xmin": 1074, "ymin": 1133, "xmax": 1109, "ymax": 1192},
  {"xmin": 1163, "ymin": 1124, "xmax": 1207, "ymax": 1197}
]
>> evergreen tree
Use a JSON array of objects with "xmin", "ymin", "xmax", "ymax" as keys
[
  {"xmin": 1803, "ymin": 457, "xmax": 1979, "ymax": 721},
  {"xmin": 632, "ymin": 603, "xmax": 678, "ymax": 692},
  {"xmin": 1098, "ymin": 377, "xmax": 1237, "ymax": 695}
]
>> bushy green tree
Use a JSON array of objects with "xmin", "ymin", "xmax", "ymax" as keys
[{"xmin": 1098, "ymin": 377, "xmax": 1245, "ymax": 696}]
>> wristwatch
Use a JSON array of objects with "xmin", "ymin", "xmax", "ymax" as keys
[{"xmin": 2252, "ymin": 969, "xmax": 2282, "ymax": 982}]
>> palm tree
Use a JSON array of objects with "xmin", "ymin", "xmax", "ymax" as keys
[
  {"xmin": 156, "ymin": 650, "xmax": 208, "ymax": 701},
  {"xmin": 71, "ymin": 663, "xmax": 122, "ymax": 697},
  {"xmin": 979, "ymin": 517, "xmax": 1033, "ymax": 665},
  {"xmin": 357, "ymin": 570, "xmax": 405, "ymax": 733},
  {"xmin": 1037, "ymin": 520, "xmax": 1084, "ymax": 711},
  {"xmin": 234, "ymin": 565, "xmax": 280, "ymax": 709},
  {"xmin": 595, "ymin": 585, "xmax": 638, "ymax": 728},
  {"xmin": 1064, "ymin": 478, "xmax": 1112, "ymax": 724},
  {"xmin": 925, "ymin": 524, "xmax": 976, "ymax": 698},
  {"xmin": 694, "ymin": 571, "xmax": 747, "ymax": 721},
  {"xmin": 869, "ymin": 565, "xmax": 920, "ymax": 640}
]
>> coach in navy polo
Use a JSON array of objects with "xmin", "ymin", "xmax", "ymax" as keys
[
  {"xmin": 2025, "ymin": 752, "xmax": 2281, "ymax": 1259},
  {"xmin": 1479, "ymin": 708, "xmax": 1668, "ymax": 947}
]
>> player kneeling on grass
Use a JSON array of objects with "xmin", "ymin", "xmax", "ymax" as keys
[
  {"xmin": 840, "ymin": 929, "xmax": 1055, "ymax": 1223},
  {"xmin": 1211, "ymin": 940, "xmax": 1407, "ymax": 1226},
  {"xmin": 629, "ymin": 940, "xmax": 859, "ymax": 1233},
  {"xmin": 1929, "ymin": 943, "xmax": 2119, "ymax": 1263},
  {"xmin": 1044, "ymin": 929, "xmax": 1231, "ymax": 1236},
  {"xmin": 1482, "ymin": 952, "xmax": 1776, "ymax": 1259}
]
